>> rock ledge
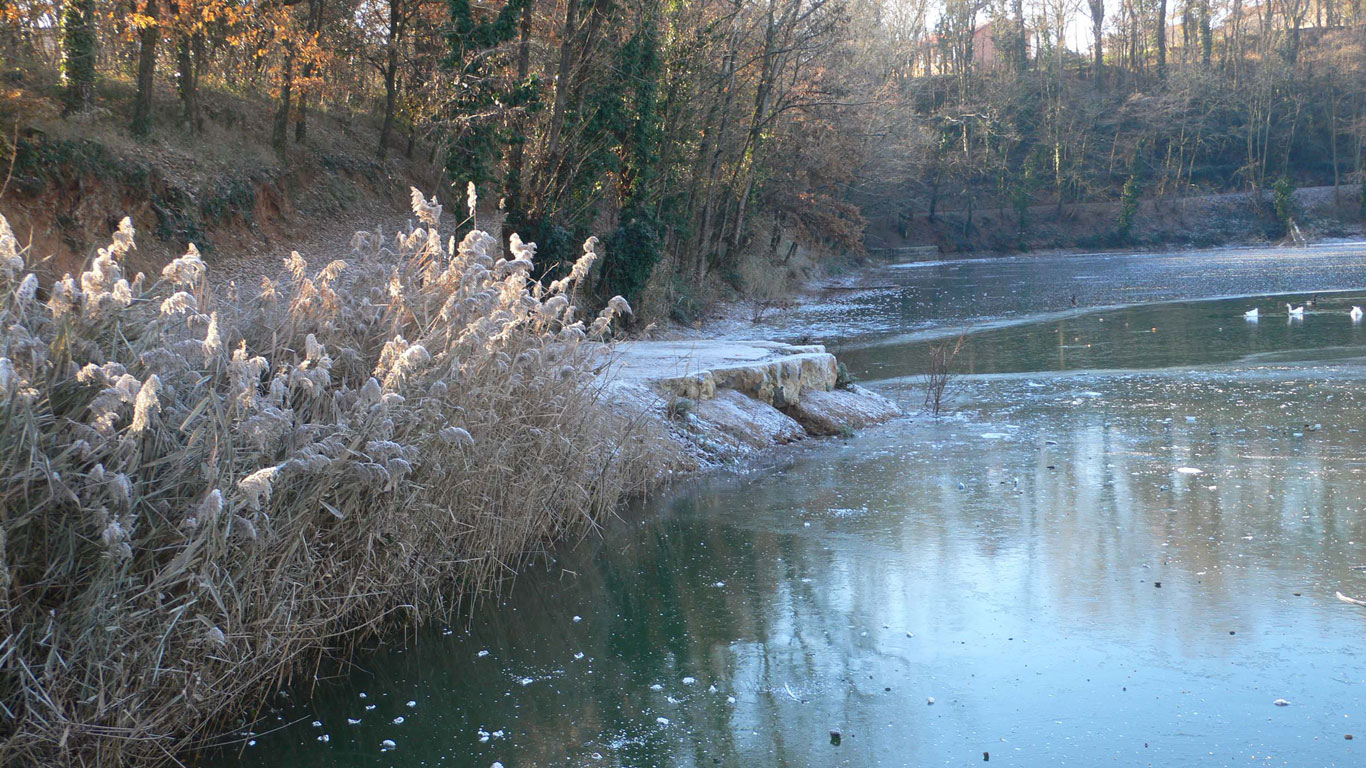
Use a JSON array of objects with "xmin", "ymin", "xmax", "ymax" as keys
[{"xmin": 607, "ymin": 340, "xmax": 901, "ymax": 466}]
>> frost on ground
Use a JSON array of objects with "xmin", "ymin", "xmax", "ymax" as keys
[{"xmin": 605, "ymin": 341, "xmax": 902, "ymax": 467}]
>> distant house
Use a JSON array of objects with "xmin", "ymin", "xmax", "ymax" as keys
[
  {"xmin": 973, "ymin": 22, "xmax": 1006, "ymax": 69},
  {"xmin": 917, "ymin": 20, "xmax": 1030, "ymax": 76}
]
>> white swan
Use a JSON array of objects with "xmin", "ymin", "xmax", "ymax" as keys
[
  {"xmin": 1351, "ymin": 306, "xmax": 1363, "ymax": 321},
  {"xmin": 1243, "ymin": 308, "xmax": 1259, "ymax": 319},
  {"xmin": 1287, "ymin": 303, "xmax": 1305, "ymax": 317}
]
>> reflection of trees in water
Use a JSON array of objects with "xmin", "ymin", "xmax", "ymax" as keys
[
  {"xmin": 841, "ymin": 294, "xmax": 1366, "ymax": 382},
  {"xmin": 794, "ymin": 252, "xmax": 1366, "ymax": 358},
  {"xmin": 962, "ymin": 374, "xmax": 1366, "ymax": 652},
  {"xmin": 235, "ymin": 365, "xmax": 1366, "ymax": 767},
  {"xmin": 624, "ymin": 369, "xmax": 1366, "ymax": 764}
]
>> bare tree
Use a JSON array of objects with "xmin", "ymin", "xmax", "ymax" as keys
[
  {"xmin": 1088, "ymin": 0, "xmax": 1105, "ymax": 87},
  {"xmin": 923, "ymin": 334, "xmax": 965, "ymax": 416}
]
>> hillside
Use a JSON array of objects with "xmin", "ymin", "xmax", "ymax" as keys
[{"xmin": 1, "ymin": 74, "xmax": 444, "ymax": 282}]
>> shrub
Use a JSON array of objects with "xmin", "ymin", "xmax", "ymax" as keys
[
  {"xmin": 835, "ymin": 361, "xmax": 856, "ymax": 389},
  {"xmin": 526, "ymin": 217, "xmax": 581, "ymax": 285},
  {"xmin": 668, "ymin": 275, "xmax": 704, "ymax": 326},
  {"xmin": 601, "ymin": 214, "xmax": 663, "ymax": 310},
  {"xmin": 0, "ymin": 189, "xmax": 663, "ymax": 766},
  {"xmin": 734, "ymin": 252, "xmax": 791, "ymax": 323},
  {"xmin": 1117, "ymin": 174, "xmax": 1141, "ymax": 241},
  {"xmin": 1273, "ymin": 176, "xmax": 1296, "ymax": 232},
  {"xmin": 923, "ymin": 334, "xmax": 965, "ymax": 416},
  {"xmin": 665, "ymin": 395, "xmax": 694, "ymax": 420}
]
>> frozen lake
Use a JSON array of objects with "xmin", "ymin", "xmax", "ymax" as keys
[{"xmin": 206, "ymin": 246, "xmax": 1366, "ymax": 767}]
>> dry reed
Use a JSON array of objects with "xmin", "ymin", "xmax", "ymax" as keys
[
  {"xmin": 0, "ymin": 189, "xmax": 667, "ymax": 766},
  {"xmin": 923, "ymin": 334, "xmax": 965, "ymax": 416}
]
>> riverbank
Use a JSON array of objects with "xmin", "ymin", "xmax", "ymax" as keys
[
  {"xmin": 605, "ymin": 340, "xmax": 901, "ymax": 467},
  {"xmin": 0, "ymin": 206, "xmax": 660, "ymax": 767},
  {"xmin": 206, "ymin": 243, "xmax": 1366, "ymax": 768},
  {"xmin": 0, "ymin": 199, "xmax": 901, "ymax": 767},
  {"xmin": 868, "ymin": 184, "xmax": 1366, "ymax": 255}
]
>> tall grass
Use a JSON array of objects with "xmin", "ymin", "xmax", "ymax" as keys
[{"xmin": 0, "ymin": 189, "xmax": 666, "ymax": 766}]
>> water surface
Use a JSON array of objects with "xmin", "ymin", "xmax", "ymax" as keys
[
  {"xmin": 736, "ymin": 242, "xmax": 1366, "ymax": 345},
  {"xmin": 211, "ymin": 248, "xmax": 1366, "ymax": 767}
]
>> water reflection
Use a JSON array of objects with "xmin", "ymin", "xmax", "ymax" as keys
[
  {"xmin": 838, "ymin": 293, "xmax": 1366, "ymax": 380},
  {"xmin": 740, "ymin": 244, "xmax": 1366, "ymax": 345},
  {"xmin": 215, "ymin": 362, "xmax": 1366, "ymax": 767},
  {"xmin": 208, "ymin": 250, "xmax": 1366, "ymax": 768}
]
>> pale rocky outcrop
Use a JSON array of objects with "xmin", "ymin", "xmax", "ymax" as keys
[
  {"xmin": 689, "ymin": 389, "xmax": 807, "ymax": 455},
  {"xmin": 614, "ymin": 340, "xmax": 835, "ymax": 404},
  {"xmin": 786, "ymin": 385, "xmax": 902, "ymax": 436},
  {"xmin": 606, "ymin": 340, "xmax": 901, "ymax": 466}
]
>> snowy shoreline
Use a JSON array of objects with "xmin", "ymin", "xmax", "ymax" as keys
[{"xmin": 604, "ymin": 339, "xmax": 902, "ymax": 469}]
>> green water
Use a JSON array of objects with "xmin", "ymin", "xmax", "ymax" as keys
[
  {"xmin": 838, "ymin": 293, "xmax": 1366, "ymax": 380},
  {"xmin": 210, "ymin": 251, "xmax": 1366, "ymax": 768}
]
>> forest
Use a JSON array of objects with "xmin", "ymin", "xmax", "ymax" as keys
[{"xmin": 3, "ymin": 0, "xmax": 1366, "ymax": 307}]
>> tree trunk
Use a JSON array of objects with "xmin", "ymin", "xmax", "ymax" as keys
[
  {"xmin": 1013, "ymin": 0, "xmax": 1027, "ymax": 72},
  {"xmin": 725, "ymin": 0, "xmax": 787, "ymax": 260},
  {"xmin": 504, "ymin": 0, "xmax": 535, "ymax": 213},
  {"xmin": 1181, "ymin": 0, "xmax": 1192, "ymax": 63},
  {"xmin": 295, "ymin": 90, "xmax": 309, "ymax": 143},
  {"xmin": 1199, "ymin": 0, "xmax": 1212, "ymax": 65},
  {"xmin": 676, "ymin": 26, "xmax": 735, "ymax": 271},
  {"xmin": 1156, "ymin": 0, "xmax": 1167, "ymax": 79},
  {"xmin": 1230, "ymin": 0, "xmax": 1243, "ymax": 82},
  {"xmin": 928, "ymin": 168, "xmax": 941, "ymax": 222},
  {"xmin": 1287, "ymin": 14, "xmax": 1302, "ymax": 64},
  {"xmin": 273, "ymin": 50, "xmax": 294, "ymax": 156},
  {"xmin": 131, "ymin": 0, "xmax": 160, "ymax": 136},
  {"xmin": 377, "ymin": 0, "xmax": 402, "ymax": 160},
  {"xmin": 1330, "ymin": 86, "xmax": 1340, "ymax": 204},
  {"xmin": 694, "ymin": 47, "xmax": 738, "ymax": 286},
  {"xmin": 377, "ymin": 48, "xmax": 398, "ymax": 159},
  {"xmin": 1055, "ymin": 139, "xmax": 1064, "ymax": 216},
  {"xmin": 177, "ymin": 33, "xmax": 203, "ymax": 132},
  {"xmin": 539, "ymin": 0, "xmax": 583, "ymax": 199},
  {"xmin": 1089, "ymin": 0, "xmax": 1104, "ymax": 87},
  {"xmin": 296, "ymin": 0, "xmax": 325, "ymax": 143},
  {"xmin": 60, "ymin": 0, "xmax": 97, "ymax": 114}
]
